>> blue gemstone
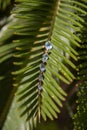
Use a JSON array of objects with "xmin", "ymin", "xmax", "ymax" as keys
[
  {"xmin": 45, "ymin": 41, "xmax": 53, "ymax": 50},
  {"xmin": 38, "ymin": 84, "xmax": 42, "ymax": 91},
  {"xmin": 38, "ymin": 74, "xmax": 43, "ymax": 81},
  {"xmin": 40, "ymin": 63, "xmax": 45, "ymax": 72},
  {"xmin": 42, "ymin": 53, "xmax": 48, "ymax": 63}
]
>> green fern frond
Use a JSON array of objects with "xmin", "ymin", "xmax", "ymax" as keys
[
  {"xmin": 0, "ymin": 14, "xmax": 18, "ymax": 128},
  {"xmin": 0, "ymin": 0, "xmax": 87, "ymax": 129},
  {"xmin": 11, "ymin": 0, "xmax": 86, "ymax": 124}
]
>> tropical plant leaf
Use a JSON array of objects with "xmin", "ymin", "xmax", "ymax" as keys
[
  {"xmin": 11, "ymin": 0, "xmax": 86, "ymax": 123},
  {"xmin": 0, "ymin": 0, "xmax": 87, "ymax": 130},
  {"xmin": 0, "ymin": 14, "xmax": 16, "ymax": 129},
  {"xmin": 2, "ymin": 98, "xmax": 29, "ymax": 130}
]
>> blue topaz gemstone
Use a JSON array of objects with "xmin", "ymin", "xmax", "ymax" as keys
[
  {"xmin": 42, "ymin": 53, "xmax": 48, "ymax": 63},
  {"xmin": 40, "ymin": 63, "xmax": 45, "ymax": 72},
  {"xmin": 38, "ymin": 84, "xmax": 42, "ymax": 91},
  {"xmin": 38, "ymin": 73, "xmax": 43, "ymax": 81},
  {"xmin": 45, "ymin": 41, "xmax": 53, "ymax": 50}
]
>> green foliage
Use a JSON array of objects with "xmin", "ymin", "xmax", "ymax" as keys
[
  {"xmin": 0, "ymin": 0, "xmax": 87, "ymax": 130},
  {"xmin": 73, "ymin": 2, "xmax": 87, "ymax": 130},
  {"xmin": 73, "ymin": 81, "xmax": 87, "ymax": 130},
  {"xmin": 76, "ymin": 4, "xmax": 87, "ymax": 81},
  {"xmin": 0, "ymin": 0, "xmax": 11, "ymax": 10},
  {"xmin": 2, "ymin": 98, "xmax": 27, "ymax": 130}
]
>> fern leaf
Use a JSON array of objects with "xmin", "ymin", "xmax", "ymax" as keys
[{"xmin": 0, "ymin": 0, "xmax": 86, "ymax": 129}]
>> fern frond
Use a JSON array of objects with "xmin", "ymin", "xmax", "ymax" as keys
[
  {"xmin": 0, "ymin": 15, "xmax": 17, "ymax": 128},
  {"xmin": 0, "ymin": 0, "xmax": 87, "ymax": 129},
  {"xmin": 11, "ymin": 0, "xmax": 85, "ymax": 123}
]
